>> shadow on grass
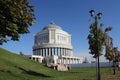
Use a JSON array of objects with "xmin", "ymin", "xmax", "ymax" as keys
[
  {"xmin": 16, "ymin": 66, "xmax": 52, "ymax": 78},
  {"xmin": 69, "ymin": 72, "xmax": 83, "ymax": 73}
]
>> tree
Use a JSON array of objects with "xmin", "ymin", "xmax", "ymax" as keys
[
  {"xmin": 112, "ymin": 47, "xmax": 120, "ymax": 73},
  {"xmin": 105, "ymin": 36, "xmax": 113, "ymax": 62},
  {"xmin": 88, "ymin": 24, "xmax": 112, "ymax": 58},
  {"xmin": 105, "ymin": 44, "xmax": 113, "ymax": 61},
  {"xmin": 88, "ymin": 10, "xmax": 112, "ymax": 80},
  {"xmin": 0, "ymin": 0, "xmax": 35, "ymax": 45},
  {"xmin": 105, "ymin": 37, "xmax": 120, "ymax": 74}
]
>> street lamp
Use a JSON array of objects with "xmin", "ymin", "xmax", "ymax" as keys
[
  {"xmin": 89, "ymin": 10, "xmax": 102, "ymax": 19},
  {"xmin": 89, "ymin": 10, "xmax": 95, "ymax": 16},
  {"xmin": 89, "ymin": 10, "xmax": 102, "ymax": 80}
]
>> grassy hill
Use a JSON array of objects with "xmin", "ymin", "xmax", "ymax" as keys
[
  {"xmin": 0, "ymin": 48, "xmax": 56, "ymax": 80},
  {"xmin": 0, "ymin": 48, "xmax": 120, "ymax": 80}
]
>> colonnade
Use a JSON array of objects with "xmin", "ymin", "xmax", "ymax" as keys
[
  {"xmin": 58, "ymin": 57, "xmax": 81, "ymax": 64},
  {"xmin": 33, "ymin": 47, "xmax": 72, "ymax": 57}
]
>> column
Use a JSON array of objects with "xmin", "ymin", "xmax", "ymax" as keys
[
  {"xmin": 44, "ymin": 48, "xmax": 45, "ymax": 56},
  {"xmin": 38, "ymin": 49, "xmax": 40, "ymax": 55},
  {"xmin": 74, "ymin": 59, "xmax": 76, "ymax": 64},
  {"xmin": 66, "ymin": 49, "xmax": 68, "ymax": 56},
  {"xmin": 62, "ymin": 48, "xmax": 64, "ymax": 56},
  {"xmin": 73, "ymin": 59, "xmax": 74, "ymax": 64},
  {"xmin": 45, "ymin": 48, "xmax": 47, "ymax": 56},
  {"xmin": 54, "ymin": 47, "xmax": 56, "ymax": 55},
  {"xmin": 72, "ymin": 59, "xmax": 73, "ymax": 64},
  {"xmin": 42, "ymin": 48, "xmax": 44, "ymax": 57},
  {"xmin": 61, "ymin": 48, "xmax": 63, "ymax": 56},
  {"xmin": 74, "ymin": 58, "xmax": 76, "ymax": 64},
  {"xmin": 62, "ymin": 58, "xmax": 64, "ymax": 64},
  {"xmin": 50, "ymin": 48, "xmax": 52, "ymax": 56},
  {"xmin": 66, "ymin": 58, "xmax": 68, "ymax": 64},
  {"xmin": 68, "ymin": 50, "xmax": 70, "ymax": 56},
  {"xmin": 46, "ymin": 48, "xmax": 49, "ymax": 56},
  {"xmin": 37, "ymin": 49, "xmax": 39, "ymax": 55},
  {"xmin": 43, "ymin": 48, "xmax": 46, "ymax": 57},
  {"xmin": 68, "ymin": 49, "xmax": 70, "ymax": 56},
  {"xmin": 60, "ymin": 48, "xmax": 61, "ymax": 56},
  {"xmin": 59, "ymin": 48, "xmax": 60, "ymax": 56},
  {"xmin": 62, "ymin": 48, "xmax": 63, "ymax": 56},
  {"xmin": 48, "ymin": 48, "xmax": 50, "ymax": 56},
  {"xmin": 63, "ymin": 58, "xmax": 65, "ymax": 64},
  {"xmin": 47, "ymin": 48, "xmax": 49, "ymax": 56},
  {"xmin": 63, "ymin": 48, "xmax": 65, "ymax": 56},
  {"xmin": 78, "ymin": 59, "xmax": 79, "ymax": 64},
  {"xmin": 34, "ymin": 50, "xmax": 36, "ymax": 55},
  {"xmin": 35, "ymin": 57, "xmax": 36, "ymax": 61},
  {"xmin": 57, "ymin": 48, "xmax": 59, "ymax": 56},
  {"xmin": 65, "ymin": 48, "xmax": 66, "ymax": 56},
  {"xmin": 52, "ymin": 48, "xmax": 54, "ymax": 55},
  {"xmin": 40, "ymin": 48, "xmax": 41, "ymax": 56},
  {"xmin": 70, "ymin": 50, "xmax": 73, "ymax": 56},
  {"xmin": 65, "ymin": 58, "xmax": 66, "ymax": 64},
  {"xmin": 40, "ymin": 48, "xmax": 42, "ymax": 56},
  {"xmin": 69, "ymin": 58, "xmax": 71, "ymax": 64},
  {"xmin": 42, "ymin": 48, "xmax": 43, "ymax": 56}
]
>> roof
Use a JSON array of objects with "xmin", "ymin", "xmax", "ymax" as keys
[{"xmin": 42, "ymin": 22, "xmax": 62, "ymax": 30}]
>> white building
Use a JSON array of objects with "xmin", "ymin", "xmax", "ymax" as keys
[{"xmin": 31, "ymin": 23, "xmax": 82, "ymax": 64}]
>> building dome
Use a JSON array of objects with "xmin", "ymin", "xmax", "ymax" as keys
[{"xmin": 42, "ymin": 22, "xmax": 62, "ymax": 30}]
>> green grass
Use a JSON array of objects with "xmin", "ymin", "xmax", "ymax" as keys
[{"xmin": 0, "ymin": 48, "xmax": 120, "ymax": 80}]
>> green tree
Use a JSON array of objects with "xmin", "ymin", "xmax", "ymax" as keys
[
  {"xmin": 88, "ymin": 10, "xmax": 112, "ymax": 80},
  {"xmin": 105, "ymin": 36, "xmax": 113, "ymax": 62},
  {"xmin": 88, "ymin": 23, "xmax": 112, "ymax": 58},
  {"xmin": 105, "ymin": 37, "xmax": 120, "ymax": 74},
  {"xmin": 0, "ymin": 0, "xmax": 35, "ymax": 45},
  {"xmin": 112, "ymin": 47, "xmax": 120, "ymax": 74}
]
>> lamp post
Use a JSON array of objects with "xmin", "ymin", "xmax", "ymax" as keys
[{"xmin": 89, "ymin": 10, "xmax": 102, "ymax": 80}]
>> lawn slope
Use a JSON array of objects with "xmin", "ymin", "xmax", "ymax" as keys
[{"xmin": 0, "ymin": 48, "xmax": 56, "ymax": 80}]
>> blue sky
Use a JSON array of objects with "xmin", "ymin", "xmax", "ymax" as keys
[{"xmin": 1, "ymin": 0, "xmax": 120, "ymax": 62}]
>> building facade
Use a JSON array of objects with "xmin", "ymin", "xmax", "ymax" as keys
[{"xmin": 31, "ymin": 23, "xmax": 82, "ymax": 64}]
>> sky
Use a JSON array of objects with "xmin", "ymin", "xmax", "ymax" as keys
[{"xmin": 1, "ymin": 0, "xmax": 120, "ymax": 62}]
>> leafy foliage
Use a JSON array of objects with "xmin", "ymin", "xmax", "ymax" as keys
[
  {"xmin": 105, "ymin": 44, "xmax": 113, "ymax": 61},
  {"xmin": 105, "ymin": 37, "xmax": 120, "ymax": 62},
  {"xmin": 0, "ymin": 0, "xmax": 35, "ymax": 45},
  {"xmin": 113, "ymin": 47, "xmax": 120, "ymax": 62},
  {"xmin": 88, "ymin": 21, "xmax": 112, "ymax": 58}
]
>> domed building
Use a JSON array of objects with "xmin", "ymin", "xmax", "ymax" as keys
[{"xmin": 31, "ymin": 23, "xmax": 82, "ymax": 64}]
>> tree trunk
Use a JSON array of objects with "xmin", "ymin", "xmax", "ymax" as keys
[
  {"xmin": 113, "ymin": 61, "xmax": 116, "ymax": 75},
  {"xmin": 97, "ymin": 56, "xmax": 101, "ymax": 80}
]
